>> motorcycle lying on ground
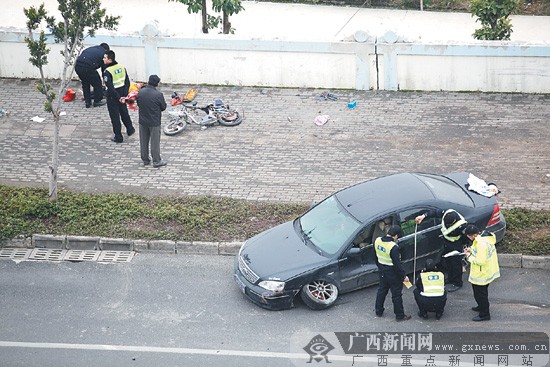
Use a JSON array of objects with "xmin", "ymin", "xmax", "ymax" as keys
[{"xmin": 164, "ymin": 92, "xmax": 243, "ymax": 136}]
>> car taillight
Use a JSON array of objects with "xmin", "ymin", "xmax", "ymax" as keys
[{"xmin": 486, "ymin": 204, "xmax": 501, "ymax": 227}]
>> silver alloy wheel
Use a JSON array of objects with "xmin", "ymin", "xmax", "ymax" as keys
[{"xmin": 305, "ymin": 280, "xmax": 338, "ymax": 305}]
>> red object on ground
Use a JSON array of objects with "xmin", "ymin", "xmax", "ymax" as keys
[{"xmin": 62, "ymin": 89, "xmax": 76, "ymax": 102}]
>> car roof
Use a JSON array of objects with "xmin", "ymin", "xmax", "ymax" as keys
[{"xmin": 335, "ymin": 172, "xmax": 436, "ymax": 223}]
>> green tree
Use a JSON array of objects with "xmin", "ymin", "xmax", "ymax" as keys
[
  {"xmin": 24, "ymin": 1, "xmax": 119, "ymax": 201},
  {"xmin": 212, "ymin": 0, "xmax": 244, "ymax": 34},
  {"xmin": 471, "ymin": 0, "xmax": 518, "ymax": 40},
  {"xmin": 169, "ymin": 0, "xmax": 243, "ymax": 34}
]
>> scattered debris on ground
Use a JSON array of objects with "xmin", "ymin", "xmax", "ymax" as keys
[
  {"xmin": 315, "ymin": 91, "xmax": 338, "ymax": 101},
  {"xmin": 314, "ymin": 114, "xmax": 330, "ymax": 126}
]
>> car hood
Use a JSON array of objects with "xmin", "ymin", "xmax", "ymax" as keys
[{"xmin": 240, "ymin": 221, "xmax": 330, "ymax": 281}]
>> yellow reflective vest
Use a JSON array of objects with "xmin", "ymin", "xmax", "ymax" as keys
[
  {"xmin": 467, "ymin": 231, "xmax": 500, "ymax": 285},
  {"xmin": 375, "ymin": 237, "xmax": 396, "ymax": 266},
  {"xmin": 441, "ymin": 209, "xmax": 467, "ymax": 242},
  {"xmin": 420, "ymin": 271, "xmax": 445, "ymax": 297},
  {"xmin": 106, "ymin": 64, "xmax": 126, "ymax": 89}
]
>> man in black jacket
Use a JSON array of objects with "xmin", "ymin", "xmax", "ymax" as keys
[
  {"xmin": 75, "ymin": 43, "xmax": 109, "ymax": 108},
  {"xmin": 103, "ymin": 50, "xmax": 135, "ymax": 143},
  {"xmin": 137, "ymin": 75, "xmax": 167, "ymax": 167},
  {"xmin": 416, "ymin": 209, "xmax": 468, "ymax": 292}
]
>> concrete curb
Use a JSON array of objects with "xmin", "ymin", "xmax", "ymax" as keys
[
  {"xmin": 1, "ymin": 235, "xmax": 549, "ymax": 271},
  {"xmin": 0, "ymin": 235, "xmax": 242, "ymax": 256}
]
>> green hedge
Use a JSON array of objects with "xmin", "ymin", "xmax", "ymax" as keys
[
  {"xmin": 1, "ymin": 186, "xmax": 548, "ymax": 255},
  {"xmin": 253, "ymin": 0, "xmax": 549, "ymax": 16}
]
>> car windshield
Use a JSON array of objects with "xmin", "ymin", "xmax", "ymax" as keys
[{"xmin": 298, "ymin": 196, "xmax": 361, "ymax": 256}]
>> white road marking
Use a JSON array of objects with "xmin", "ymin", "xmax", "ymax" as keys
[{"xmin": 0, "ymin": 340, "xmax": 363, "ymax": 362}]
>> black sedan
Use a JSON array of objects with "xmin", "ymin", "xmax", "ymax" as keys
[{"xmin": 234, "ymin": 172, "xmax": 506, "ymax": 310}]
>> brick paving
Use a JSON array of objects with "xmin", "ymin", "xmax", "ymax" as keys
[{"xmin": 0, "ymin": 78, "xmax": 548, "ymax": 209}]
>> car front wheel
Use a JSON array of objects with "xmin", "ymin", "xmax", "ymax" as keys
[{"xmin": 300, "ymin": 280, "xmax": 339, "ymax": 310}]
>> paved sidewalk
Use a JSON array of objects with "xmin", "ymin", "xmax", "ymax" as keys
[{"xmin": 0, "ymin": 78, "xmax": 548, "ymax": 209}]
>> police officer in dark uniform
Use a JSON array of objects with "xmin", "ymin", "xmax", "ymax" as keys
[
  {"xmin": 414, "ymin": 259, "xmax": 447, "ymax": 320},
  {"xmin": 75, "ymin": 43, "xmax": 109, "ymax": 108},
  {"xmin": 374, "ymin": 225, "xmax": 411, "ymax": 321},
  {"xmin": 416, "ymin": 209, "xmax": 468, "ymax": 292},
  {"xmin": 102, "ymin": 50, "xmax": 135, "ymax": 143}
]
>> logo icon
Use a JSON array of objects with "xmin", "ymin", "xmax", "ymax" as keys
[{"xmin": 303, "ymin": 334, "xmax": 334, "ymax": 363}]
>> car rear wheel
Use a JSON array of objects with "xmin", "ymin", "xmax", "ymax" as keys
[{"xmin": 300, "ymin": 280, "xmax": 339, "ymax": 310}]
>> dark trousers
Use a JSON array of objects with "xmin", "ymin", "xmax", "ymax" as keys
[
  {"xmin": 107, "ymin": 98, "xmax": 134, "ymax": 142},
  {"xmin": 139, "ymin": 124, "xmax": 162, "ymax": 164},
  {"xmin": 442, "ymin": 240, "xmax": 463, "ymax": 287},
  {"xmin": 375, "ymin": 270, "xmax": 405, "ymax": 319},
  {"xmin": 414, "ymin": 288, "xmax": 447, "ymax": 316},
  {"xmin": 472, "ymin": 283, "xmax": 490, "ymax": 317},
  {"xmin": 75, "ymin": 66, "xmax": 103, "ymax": 105}
]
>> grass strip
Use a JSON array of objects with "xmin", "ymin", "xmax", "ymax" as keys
[{"xmin": 1, "ymin": 186, "xmax": 548, "ymax": 255}]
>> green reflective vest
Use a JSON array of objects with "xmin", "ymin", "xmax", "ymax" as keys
[
  {"xmin": 106, "ymin": 64, "xmax": 126, "ymax": 89},
  {"xmin": 420, "ymin": 271, "xmax": 445, "ymax": 297},
  {"xmin": 441, "ymin": 209, "xmax": 467, "ymax": 242},
  {"xmin": 375, "ymin": 237, "xmax": 396, "ymax": 266},
  {"xmin": 467, "ymin": 231, "xmax": 500, "ymax": 285}
]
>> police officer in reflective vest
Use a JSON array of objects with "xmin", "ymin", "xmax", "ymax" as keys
[
  {"xmin": 102, "ymin": 50, "xmax": 135, "ymax": 143},
  {"xmin": 416, "ymin": 209, "xmax": 468, "ymax": 292},
  {"xmin": 463, "ymin": 224, "xmax": 500, "ymax": 321},
  {"xmin": 374, "ymin": 225, "xmax": 411, "ymax": 321},
  {"xmin": 414, "ymin": 259, "xmax": 447, "ymax": 320}
]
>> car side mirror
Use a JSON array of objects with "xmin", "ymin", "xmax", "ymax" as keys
[{"xmin": 347, "ymin": 247, "xmax": 362, "ymax": 257}]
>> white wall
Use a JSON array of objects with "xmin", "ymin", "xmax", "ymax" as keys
[{"xmin": 1, "ymin": 31, "xmax": 549, "ymax": 92}]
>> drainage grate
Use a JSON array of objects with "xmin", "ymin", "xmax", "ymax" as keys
[
  {"xmin": 0, "ymin": 248, "xmax": 32, "ymax": 260},
  {"xmin": 29, "ymin": 248, "xmax": 66, "ymax": 261},
  {"xmin": 0, "ymin": 248, "xmax": 135, "ymax": 263},
  {"xmin": 64, "ymin": 250, "xmax": 101, "ymax": 262},
  {"xmin": 98, "ymin": 251, "xmax": 135, "ymax": 263}
]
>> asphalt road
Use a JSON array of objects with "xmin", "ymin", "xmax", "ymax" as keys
[{"xmin": 0, "ymin": 254, "xmax": 548, "ymax": 367}]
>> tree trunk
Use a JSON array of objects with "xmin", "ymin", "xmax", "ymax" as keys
[
  {"xmin": 223, "ymin": 10, "xmax": 230, "ymax": 34},
  {"xmin": 49, "ymin": 113, "xmax": 60, "ymax": 201},
  {"xmin": 202, "ymin": 0, "xmax": 208, "ymax": 33}
]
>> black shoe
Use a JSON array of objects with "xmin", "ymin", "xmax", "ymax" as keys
[
  {"xmin": 375, "ymin": 312, "xmax": 383, "ymax": 317},
  {"xmin": 396, "ymin": 315, "xmax": 411, "ymax": 322},
  {"xmin": 93, "ymin": 100, "xmax": 106, "ymax": 107},
  {"xmin": 471, "ymin": 306, "xmax": 480, "ymax": 312},
  {"xmin": 418, "ymin": 312, "xmax": 428, "ymax": 319},
  {"xmin": 143, "ymin": 161, "xmax": 151, "ymax": 166},
  {"xmin": 153, "ymin": 160, "xmax": 167, "ymax": 168},
  {"xmin": 110, "ymin": 137, "xmax": 123, "ymax": 143},
  {"xmin": 85, "ymin": 103, "xmax": 91, "ymax": 108},
  {"xmin": 436, "ymin": 312, "xmax": 443, "ymax": 320},
  {"xmin": 127, "ymin": 128, "xmax": 136, "ymax": 136},
  {"xmin": 446, "ymin": 284, "xmax": 462, "ymax": 292},
  {"xmin": 472, "ymin": 315, "xmax": 491, "ymax": 322}
]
